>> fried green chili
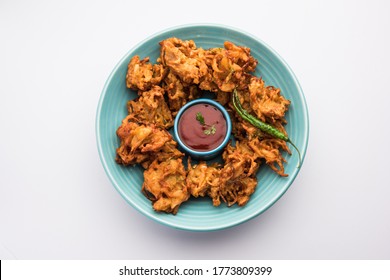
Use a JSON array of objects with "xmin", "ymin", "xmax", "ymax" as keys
[{"xmin": 232, "ymin": 89, "xmax": 302, "ymax": 167}]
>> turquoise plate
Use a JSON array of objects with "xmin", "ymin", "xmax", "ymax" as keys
[{"xmin": 96, "ymin": 24, "xmax": 309, "ymax": 231}]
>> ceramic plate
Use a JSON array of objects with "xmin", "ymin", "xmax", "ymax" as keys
[{"xmin": 96, "ymin": 24, "xmax": 309, "ymax": 231}]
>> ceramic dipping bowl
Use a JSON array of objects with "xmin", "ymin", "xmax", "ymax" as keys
[{"xmin": 173, "ymin": 98, "xmax": 232, "ymax": 160}]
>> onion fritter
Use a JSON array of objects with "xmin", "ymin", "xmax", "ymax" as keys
[
  {"xmin": 199, "ymin": 42, "xmax": 257, "ymax": 93},
  {"xmin": 218, "ymin": 165, "xmax": 257, "ymax": 207},
  {"xmin": 142, "ymin": 158, "xmax": 189, "ymax": 214},
  {"xmin": 248, "ymin": 138, "xmax": 290, "ymax": 177},
  {"xmin": 126, "ymin": 56, "xmax": 167, "ymax": 91},
  {"xmin": 116, "ymin": 118, "xmax": 181, "ymax": 168},
  {"xmin": 222, "ymin": 140, "xmax": 260, "ymax": 178},
  {"xmin": 249, "ymin": 77, "xmax": 290, "ymax": 124},
  {"xmin": 187, "ymin": 161, "xmax": 221, "ymax": 199},
  {"xmin": 186, "ymin": 140, "xmax": 260, "ymax": 207},
  {"xmin": 215, "ymin": 140, "xmax": 260, "ymax": 206},
  {"xmin": 162, "ymin": 71, "xmax": 201, "ymax": 116},
  {"xmin": 160, "ymin": 38, "xmax": 208, "ymax": 85},
  {"xmin": 127, "ymin": 85, "xmax": 173, "ymax": 129}
]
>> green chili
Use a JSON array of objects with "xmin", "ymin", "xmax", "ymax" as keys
[{"xmin": 232, "ymin": 89, "xmax": 302, "ymax": 167}]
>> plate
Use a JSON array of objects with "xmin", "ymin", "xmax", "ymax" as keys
[{"xmin": 96, "ymin": 24, "xmax": 309, "ymax": 231}]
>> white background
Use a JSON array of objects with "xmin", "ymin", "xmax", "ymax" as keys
[{"xmin": 1, "ymin": 0, "xmax": 389, "ymax": 260}]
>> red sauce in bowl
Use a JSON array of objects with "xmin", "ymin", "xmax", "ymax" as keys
[{"xmin": 178, "ymin": 103, "xmax": 227, "ymax": 152}]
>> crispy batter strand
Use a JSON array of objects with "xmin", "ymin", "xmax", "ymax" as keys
[{"xmin": 248, "ymin": 138, "xmax": 291, "ymax": 177}]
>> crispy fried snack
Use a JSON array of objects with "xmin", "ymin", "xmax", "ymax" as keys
[
  {"xmin": 249, "ymin": 77, "xmax": 290, "ymax": 124},
  {"xmin": 162, "ymin": 71, "xmax": 201, "ymax": 115},
  {"xmin": 160, "ymin": 38, "xmax": 208, "ymax": 84},
  {"xmin": 142, "ymin": 158, "xmax": 189, "ymax": 214},
  {"xmin": 229, "ymin": 82, "xmax": 291, "ymax": 176},
  {"xmin": 199, "ymin": 42, "xmax": 257, "ymax": 93},
  {"xmin": 218, "ymin": 166, "xmax": 258, "ymax": 207},
  {"xmin": 222, "ymin": 140, "xmax": 260, "ymax": 178},
  {"xmin": 212, "ymin": 140, "xmax": 260, "ymax": 207},
  {"xmin": 186, "ymin": 141, "xmax": 260, "ymax": 207},
  {"xmin": 126, "ymin": 56, "xmax": 167, "ymax": 91},
  {"xmin": 116, "ymin": 118, "xmax": 182, "ymax": 168},
  {"xmin": 186, "ymin": 161, "xmax": 221, "ymax": 199},
  {"xmin": 127, "ymin": 86, "xmax": 173, "ymax": 129},
  {"xmin": 224, "ymin": 41, "xmax": 258, "ymax": 72},
  {"xmin": 248, "ymin": 137, "xmax": 290, "ymax": 177}
]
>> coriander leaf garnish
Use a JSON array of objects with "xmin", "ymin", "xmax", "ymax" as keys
[
  {"xmin": 196, "ymin": 112, "xmax": 205, "ymax": 125},
  {"xmin": 195, "ymin": 112, "xmax": 217, "ymax": 135},
  {"xmin": 204, "ymin": 125, "xmax": 216, "ymax": 135}
]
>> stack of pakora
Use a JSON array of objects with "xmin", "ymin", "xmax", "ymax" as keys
[{"xmin": 115, "ymin": 37, "xmax": 292, "ymax": 214}]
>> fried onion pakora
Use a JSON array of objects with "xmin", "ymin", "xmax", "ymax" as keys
[
  {"xmin": 249, "ymin": 77, "xmax": 290, "ymax": 124},
  {"xmin": 160, "ymin": 38, "xmax": 208, "ymax": 85},
  {"xmin": 115, "ymin": 118, "xmax": 182, "ymax": 169},
  {"xmin": 127, "ymin": 85, "xmax": 173, "ymax": 129},
  {"xmin": 186, "ymin": 161, "xmax": 258, "ymax": 208},
  {"xmin": 142, "ymin": 158, "xmax": 189, "ymax": 214},
  {"xmin": 217, "ymin": 166, "xmax": 258, "ymax": 207},
  {"xmin": 115, "ymin": 37, "xmax": 294, "ymax": 214},
  {"xmin": 222, "ymin": 140, "xmax": 260, "ymax": 178},
  {"xmin": 186, "ymin": 161, "xmax": 221, "ymax": 199},
  {"xmin": 159, "ymin": 38, "xmax": 256, "ymax": 94},
  {"xmin": 203, "ymin": 42, "xmax": 257, "ymax": 93},
  {"xmin": 216, "ymin": 140, "xmax": 259, "ymax": 206},
  {"xmin": 162, "ymin": 71, "xmax": 201, "ymax": 116},
  {"xmin": 186, "ymin": 140, "xmax": 260, "ymax": 207},
  {"xmin": 248, "ymin": 137, "xmax": 291, "ymax": 177},
  {"xmin": 126, "ymin": 55, "xmax": 167, "ymax": 91}
]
